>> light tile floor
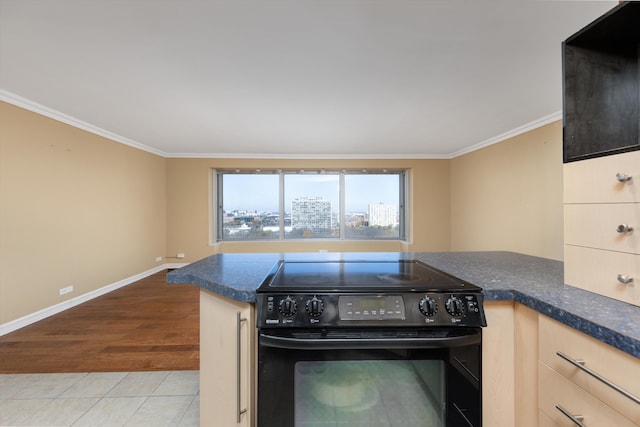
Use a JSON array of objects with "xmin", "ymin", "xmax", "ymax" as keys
[{"xmin": 0, "ymin": 371, "xmax": 199, "ymax": 426}]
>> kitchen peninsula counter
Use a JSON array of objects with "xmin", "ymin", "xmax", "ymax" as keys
[{"xmin": 167, "ymin": 251, "xmax": 640, "ymax": 358}]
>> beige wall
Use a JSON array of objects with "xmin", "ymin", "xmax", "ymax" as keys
[
  {"xmin": 450, "ymin": 121, "xmax": 564, "ymax": 260},
  {"xmin": 0, "ymin": 102, "xmax": 167, "ymax": 324},
  {"xmin": 166, "ymin": 123, "xmax": 563, "ymax": 262},
  {"xmin": 166, "ymin": 158, "xmax": 452, "ymax": 261},
  {"xmin": 0, "ymin": 100, "xmax": 563, "ymax": 326}
]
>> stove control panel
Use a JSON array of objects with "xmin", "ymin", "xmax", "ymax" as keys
[
  {"xmin": 256, "ymin": 292, "xmax": 486, "ymax": 328},
  {"xmin": 338, "ymin": 295, "xmax": 405, "ymax": 320}
]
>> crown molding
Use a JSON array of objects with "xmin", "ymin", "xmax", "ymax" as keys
[
  {"xmin": 166, "ymin": 152, "xmax": 450, "ymax": 160},
  {"xmin": 0, "ymin": 89, "xmax": 168, "ymax": 157},
  {"xmin": 2, "ymin": 89, "xmax": 560, "ymax": 160},
  {"xmin": 448, "ymin": 111, "xmax": 562, "ymax": 159}
]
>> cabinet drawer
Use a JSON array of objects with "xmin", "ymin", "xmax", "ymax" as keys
[
  {"xmin": 539, "ymin": 315, "xmax": 640, "ymax": 423},
  {"xmin": 564, "ymin": 151, "xmax": 640, "ymax": 203},
  {"xmin": 564, "ymin": 245, "xmax": 640, "ymax": 307},
  {"xmin": 564, "ymin": 203, "xmax": 640, "ymax": 254},
  {"xmin": 539, "ymin": 362, "xmax": 636, "ymax": 427}
]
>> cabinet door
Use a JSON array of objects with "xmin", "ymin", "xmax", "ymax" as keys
[
  {"xmin": 564, "ymin": 245, "xmax": 640, "ymax": 307},
  {"xmin": 514, "ymin": 304, "xmax": 538, "ymax": 427},
  {"xmin": 539, "ymin": 315, "xmax": 640, "ymax": 424},
  {"xmin": 483, "ymin": 302, "xmax": 539, "ymax": 427},
  {"xmin": 563, "ymin": 151, "xmax": 640, "ymax": 204},
  {"xmin": 539, "ymin": 362, "xmax": 636, "ymax": 427},
  {"xmin": 200, "ymin": 290, "xmax": 255, "ymax": 427},
  {"xmin": 482, "ymin": 301, "xmax": 515, "ymax": 427},
  {"xmin": 563, "ymin": 203, "xmax": 640, "ymax": 254}
]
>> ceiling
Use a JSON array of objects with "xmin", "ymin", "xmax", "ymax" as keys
[{"xmin": 0, "ymin": 1, "xmax": 617, "ymax": 158}]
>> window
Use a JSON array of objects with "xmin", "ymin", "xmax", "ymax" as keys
[{"xmin": 216, "ymin": 169, "xmax": 407, "ymax": 241}]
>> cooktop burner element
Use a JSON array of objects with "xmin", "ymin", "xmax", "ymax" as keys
[
  {"xmin": 260, "ymin": 260, "xmax": 479, "ymax": 292},
  {"xmin": 377, "ymin": 273, "xmax": 421, "ymax": 283},
  {"xmin": 291, "ymin": 275, "xmax": 331, "ymax": 285}
]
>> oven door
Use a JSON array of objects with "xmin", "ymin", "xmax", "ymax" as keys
[{"xmin": 257, "ymin": 327, "xmax": 482, "ymax": 427}]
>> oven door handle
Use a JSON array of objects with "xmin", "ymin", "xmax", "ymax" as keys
[{"xmin": 259, "ymin": 331, "xmax": 481, "ymax": 350}]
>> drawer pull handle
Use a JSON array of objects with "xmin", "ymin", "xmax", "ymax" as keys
[
  {"xmin": 555, "ymin": 404, "xmax": 585, "ymax": 427},
  {"xmin": 236, "ymin": 311, "xmax": 248, "ymax": 423},
  {"xmin": 616, "ymin": 172, "xmax": 633, "ymax": 183},
  {"xmin": 616, "ymin": 224, "xmax": 633, "ymax": 234},
  {"xmin": 557, "ymin": 352, "xmax": 640, "ymax": 404},
  {"xmin": 617, "ymin": 274, "xmax": 634, "ymax": 285}
]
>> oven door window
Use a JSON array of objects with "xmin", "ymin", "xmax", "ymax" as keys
[
  {"xmin": 258, "ymin": 340, "xmax": 481, "ymax": 427},
  {"xmin": 294, "ymin": 359, "xmax": 444, "ymax": 426}
]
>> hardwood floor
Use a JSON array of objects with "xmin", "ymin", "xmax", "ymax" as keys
[{"xmin": 0, "ymin": 271, "xmax": 199, "ymax": 374}]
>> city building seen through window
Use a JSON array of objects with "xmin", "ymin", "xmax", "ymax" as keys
[{"xmin": 215, "ymin": 169, "xmax": 407, "ymax": 241}]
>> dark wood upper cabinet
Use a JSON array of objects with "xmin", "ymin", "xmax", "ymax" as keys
[{"xmin": 563, "ymin": 1, "xmax": 640, "ymax": 163}]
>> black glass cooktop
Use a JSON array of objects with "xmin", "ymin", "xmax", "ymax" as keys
[{"xmin": 259, "ymin": 260, "xmax": 480, "ymax": 293}]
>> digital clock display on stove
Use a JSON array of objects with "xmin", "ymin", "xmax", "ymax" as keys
[{"xmin": 338, "ymin": 295, "xmax": 405, "ymax": 320}]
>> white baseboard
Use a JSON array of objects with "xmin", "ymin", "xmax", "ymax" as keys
[{"xmin": 0, "ymin": 263, "xmax": 189, "ymax": 336}]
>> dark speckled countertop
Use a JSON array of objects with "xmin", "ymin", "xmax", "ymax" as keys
[{"xmin": 167, "ymin": 251, "xmax": 640, "ymax": 359}]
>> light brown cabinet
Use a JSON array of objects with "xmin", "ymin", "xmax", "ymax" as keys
[
  {"xmin": 482, "ymin": 302, "xmax": 539, "ymax": 427},
  {"xmin": 483, "ymin": 303, "xmax": 640, "ymax": 427},
  {"xmin": 564, "ymin": 151, "xmax": 640, "ymax": 307},
  {"xmin": 563, "ymin": 151, "xmax": 640, "ymax": 204},
  {"xmin": 200, "ymin": 290, "xmax": 256, "ymax": 427},
  {"xmin": 558, "ymin": 5, "xmax": 640, "ymax": 423},
  {"xmin": 538, "ymin": 363, "xmax": 637, "ymax": 427},
  {"xmin": 482, "ymin": 301, "xmax": 516, "ymax": 427},
  {"xmin": 538, "ymin": 315, "xmax": 639, "ymax": 426},
  {"xmin": 564, "ymin": 202, "xmax": 639, "ymax": 254},
  {"xmin": 562, "ymin": 1, "xmax": 640, "ymax": 307},
  {"xmin": 514, "ymin": 304, "xmax": 539, "ymax": 427}
]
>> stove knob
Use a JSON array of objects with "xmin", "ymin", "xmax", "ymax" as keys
[
  {"xmin": 445, "ymin": 296, "xmax": 465, "ymax": 317},
  {"xmin": 305, "ymin": 296, "xmax": 324, "ymax": 317},
  {"xmin": 419, "ymin": 297, "xmax": 437, "ymax": 317},
  {"xmin": 278, "ymin": 296, "xmax": 297, "ymax": 317}
]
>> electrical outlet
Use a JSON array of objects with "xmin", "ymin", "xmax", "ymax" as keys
[
  {"xmin": 156, "ymin": 256, "xmax": 163, "ymax": 262},
  {"xmin": 177, "ymin": 253, "xmax": 185, "ymax": 259},
  {"xmin": 59, "ymin": 285, "xmax": 73, "ymax": 296}
]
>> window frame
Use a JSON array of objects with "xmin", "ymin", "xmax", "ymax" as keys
[{"xmin": 215, "ymin": 169, "xmax": 408, "ymax": 242}]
